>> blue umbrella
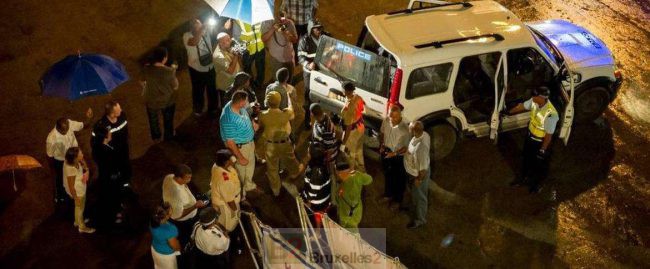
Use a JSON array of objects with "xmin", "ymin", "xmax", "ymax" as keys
[
  {"xmin": 41, "ymin": 53, "xmax": 129, "ymax": 100},
  {"xmin": 204, "ymin": 0, "xmax": 274, "ymax": 25}
]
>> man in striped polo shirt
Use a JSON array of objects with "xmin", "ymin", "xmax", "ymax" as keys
[{"xmin": 220, "ymin": 91, "xmax": 259, "ymax": 198}]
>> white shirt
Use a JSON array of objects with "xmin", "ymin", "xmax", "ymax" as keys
[
  {"xmin": 404, "ymin": 132, "xmax": 431, "ymax": 177},
  {"xmin": 183, "ymin": 32, "xmax": 214, "ymax": 72},
  {"xmin": 46, "ymin": 120, "xmax": 83, "ymax": 161},
  {"xmin": 380, "ymin": 118, "xmax": 410, "ymax": 152},
  {"xmin": 63, "ymin": 163, "xmax": 86, "ymax": 197},
  {"xmin": 162, "ymin": 174, "xmax": 198, "ymax": 221},
  {"xmin": 192, "ymin": 223, "xmax": 230, "ymax": 255}
]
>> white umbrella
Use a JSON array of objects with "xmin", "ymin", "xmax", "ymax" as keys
[{"xmin": 204, "ymin": 0, "xmax": 275, "ymax": 25}]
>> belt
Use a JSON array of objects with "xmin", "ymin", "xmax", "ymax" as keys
[
  {"xmin": 236, "ymin": 141, "xmax": 253, "ymax": 148},
  {"xmin": 528, "ymin": 133, "xmax": 543, "ymax": 142},
  {"xmin": 267, "ymin": 138, "xmax": 290, "ymax": 144}
]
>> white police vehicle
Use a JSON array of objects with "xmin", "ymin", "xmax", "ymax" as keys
[{"xmin": 308, "ymin": 0, "xmax": 622, "ymax": 159}]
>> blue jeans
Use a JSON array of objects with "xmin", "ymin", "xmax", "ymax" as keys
[
  {"xmin": 411, "ymin": 169, "xmax": 430, "ymax": 225},
  {"xmin": 146, "ymin": 104, "xmax": 175, "ymax": 140}
]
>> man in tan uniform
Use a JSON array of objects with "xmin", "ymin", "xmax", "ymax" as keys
[
  {"xmin": 258, "ymin": 90, "xmax": 304, "ymax": 196},
  {"xmin": 340, "ymin": 81, "xmax": 366, "ymax": 172}
]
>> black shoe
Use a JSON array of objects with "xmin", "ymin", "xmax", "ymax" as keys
[
  {"xmin": 529, "ymin": 185, "xmax": 542, "ymax": 194},
  {"xmin": 407, "ymin": 221, "xmax": 423, "ymax": 229},
  {"xmin": 510, "ymin": 179, "xmax": 524, "ymax": 187}
]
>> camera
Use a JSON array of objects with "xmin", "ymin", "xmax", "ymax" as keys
[
  {"xmin": 279, "ymin": 24, "xmax": 288, "ymax": 31},
  {"xmin": 230, "ymin": 39, "xmax": 248, "ymax": 56}
]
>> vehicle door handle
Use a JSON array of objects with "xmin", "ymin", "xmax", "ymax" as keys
[
  {"xmin": 370, "ymin": 98, "xmax": 384, "ymax": 104},
  {"xmin": 314, "ymin": 77, "xmax": 327, "ymax": 86}
]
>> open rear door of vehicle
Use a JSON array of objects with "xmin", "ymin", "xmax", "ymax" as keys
[
  {"xmin": 558, "ymin": 68, "xmax": 576, "ymax": 145},
  {"xmin": 490, "ymin": 54, "xmax": 507, "ymax": 142}
]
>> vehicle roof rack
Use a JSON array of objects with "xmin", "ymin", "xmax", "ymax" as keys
[
  {"xmin": 387, "ymin": 2, "xmax": 472, "ymax": 15},
  {"xmin": 414, "ymin": 33, "xmax": 505, "ymax": 49}
]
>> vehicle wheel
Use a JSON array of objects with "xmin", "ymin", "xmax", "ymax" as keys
[
  {"xmin": 428, "ymin": 123, "xmax": 457, "ymax": 161},
  {"xmin": 574, "ymin": 86, "xmax": 610, "ymax": 123}
]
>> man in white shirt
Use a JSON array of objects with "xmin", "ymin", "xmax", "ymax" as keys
[
  {"xmin": 184, "ymin": 18, "xmax": 219, "ymax": 116},
  {"xmin": 45, "ymin": 108, "xmax": 93, "ymax": 203},
  {"xmin": 261, "ymin": 16, "xmax": 298, "ymax": 85},
  {"xmin": 378, "ymin": 104, "xmax": 410, "ymax": 210},
  {"xmin": 192, "ymin": 207, "xmax": 230, "ymax": 268},
  {"xmin": 403, "ymin": 121, "xmax": 431, "ymax": 229},
  {"xmin": 162, "ymin": 164, "xmax": 207, "ymax": 247}
]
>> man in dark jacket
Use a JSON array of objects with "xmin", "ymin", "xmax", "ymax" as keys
[
  {"xmin": 91, "ymin": 101, "xmax": 131, "ymax": 225},
  {"xmin": 298, "ymin": 20, "xmax": 326, "ymax": 129}
]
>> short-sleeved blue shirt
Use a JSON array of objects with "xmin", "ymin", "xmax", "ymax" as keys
[
  {"xmin": 151, "ymin": 222, "xmax": 178, "ymax": 255},
  {"xmin": 220, "ymin": 101, "xmax": 254, "ymax": 144}
]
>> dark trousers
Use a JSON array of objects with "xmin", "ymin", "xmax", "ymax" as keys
[
  {"xmin": 194, "ymin": 250, "xmax": 229, "ymax": 269},
  {"xmin": 146, "ymin": 104, "xmax": 175, "ymax": 140},
  {"xmin": 189, "ymin": 67, "xmax": 219, "ymax": 114},
  {"xmin": 242, "ymin": 50, "xmax": 266, "ymax": 89},
  {"xmin": 50, "ymin": 158, "xmax": 65, "ymax": 201},
  {"xmin": 294, "ymin": 24, "xmax": 308, "ymax": 63},
  {"xmin": 521, "ymin": 133, "xmax": 549, "ymax": 189},
  {"xmin": 302, "ymin": 70, "xmax": 312, "ymax": 126},
  {"xmin": 382, "ymin": 154, "xmax": 407, "ymax": 203},
  {"xmin": 171, "ymin": 217, "xmax": 197, "ymax": 248}
]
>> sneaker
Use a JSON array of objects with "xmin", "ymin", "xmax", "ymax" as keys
[{"xmin": 78, "ymin": 227, "xmax": 96, "ymax": 234}]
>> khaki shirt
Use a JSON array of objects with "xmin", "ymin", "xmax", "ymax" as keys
[
  {"xmin": 259, "ymin": 108, "xmax": 294, "ymax": 141},
  {"xmin": 341, "ymin": 94, "xmax": 365, "ymax": 126}
]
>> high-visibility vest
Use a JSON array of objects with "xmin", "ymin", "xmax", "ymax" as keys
[
  {"xmin": 528, "ymin": 101, "xmax": 558, "ymax": 138},
  {"xmin": 236, "ymin": 20, "xmax": 264, "ymax": 54}
]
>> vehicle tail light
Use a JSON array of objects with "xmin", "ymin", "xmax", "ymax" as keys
[
  {"xmin": 614, "ymin": 70, "xmax": 622, "ymax": 80},
  {"xmin": 387, "ymin": 68, "xmax": 403, "ymax": 112}
]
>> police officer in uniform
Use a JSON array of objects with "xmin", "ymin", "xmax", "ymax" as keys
[
  {"xmin": 507, "ymin": 86, "xmax": 559, "ymax": 193},
  {"xmin": 258, "ymin": 91, "xmax": 304, "ymax": 196},
  {"xmin": 191, "ymin": 207, "xmax": 230, "ymax": 268},
  {"xmin": 340, "ymin": 81, "xmax": 366, "ymax": 172}
]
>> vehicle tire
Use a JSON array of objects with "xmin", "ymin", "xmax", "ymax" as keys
[
  {"xmin": 574, "ymin": 86, "xmax": 610, "ymax": 123},
  {"xmin": 428, "ymin": 123, "xmax": 457, "ymax": 161}
]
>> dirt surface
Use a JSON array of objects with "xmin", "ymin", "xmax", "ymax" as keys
[{"xmin": 0, "ymin": 0, "xmax": 649, "ymax": 268}]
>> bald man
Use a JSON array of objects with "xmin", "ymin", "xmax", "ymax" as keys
[
  {"xmin": 403, "ymin": 121, "xmax": 430, "ymax": 229},
  {"xmin": 214, "ymin": 32, "xmax": 241, "ymax": 93}
]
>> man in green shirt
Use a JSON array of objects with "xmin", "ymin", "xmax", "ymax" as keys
[{"xmin": 335, "ymin": 161, "xmax": 373, "ymax": 233}]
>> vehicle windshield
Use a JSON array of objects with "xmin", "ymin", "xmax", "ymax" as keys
[
  {"xmin": 316, "ymin": 35, "xmax": 390, "ymax": 96},
  {"xmin": 528, "ymin": 26, "xmax": 564, "ymax": 67}
]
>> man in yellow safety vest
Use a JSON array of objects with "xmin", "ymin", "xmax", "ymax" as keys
[
  {"xmin": 507, "ymin": 86, "xmax": 559, "ymax": 193},
  {"xmin": 227, "ymin": 19, "xmax": 266, "ymax": 89}
]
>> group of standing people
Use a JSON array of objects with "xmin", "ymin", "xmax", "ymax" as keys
[{"xmin": 46, "ymin": 100, "xmax": 133, "ymax": 233}]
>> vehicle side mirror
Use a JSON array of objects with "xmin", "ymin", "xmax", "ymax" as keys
[{"xmin": 572, "ymin": 73, "xmax": 582, "ymax": 83}]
